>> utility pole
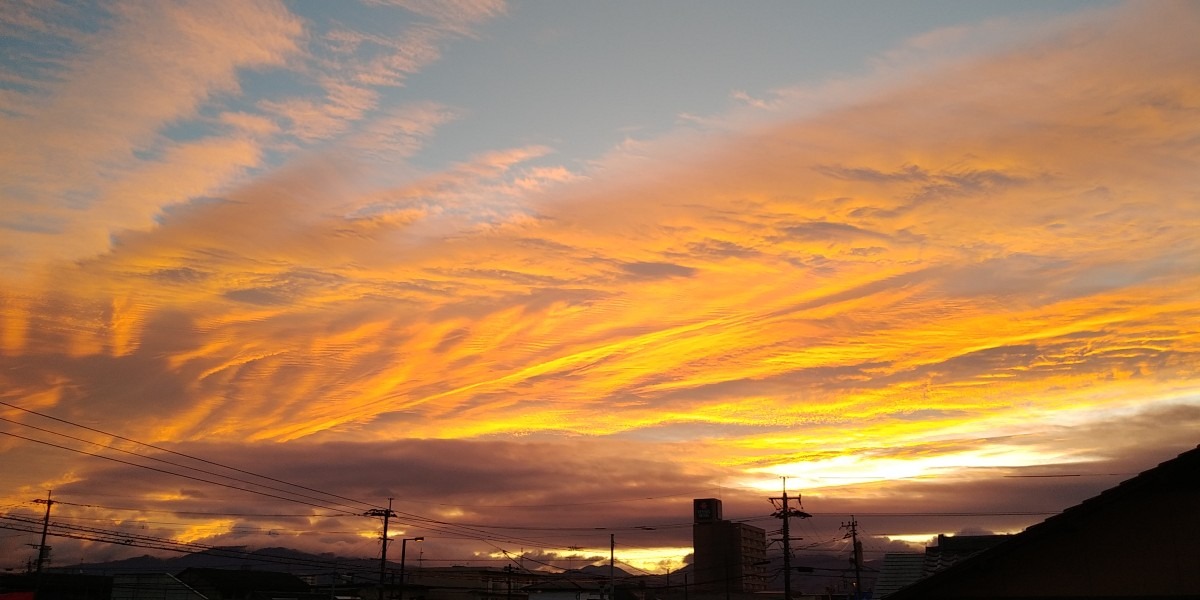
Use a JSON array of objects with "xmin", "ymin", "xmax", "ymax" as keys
[
  {"xmin": 841, "ymin": 517, "xmax": 863, "ymax": 600},
  {"xmin": 770, "ymin": 478, "xmax": 811, "ymax": 600},
  {"xmin": 33, "ymin": 491, "xmax": 54, "ymax": 574},
  {"xmin": 32, "ymin": 490, "xmax": 54, "ymax": 600},
  {"xmin": 365, "ymin": 499, "xmax": 398, "ymax": 597},
  {"xmin": 609, "ymin": 534, "xmax": 615, "ymax": 600}
]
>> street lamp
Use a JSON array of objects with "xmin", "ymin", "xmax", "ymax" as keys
[{"xmin": 399, "ymin": 537, "xmax": 424, "ymax": 600}]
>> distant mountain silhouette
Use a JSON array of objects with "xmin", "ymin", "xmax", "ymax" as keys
[
  {"xmin": 54, "ymin": 546, "xmax": 375, "ymax": 576},
  {"xmin": 560, "ymin": 564, "xmax": 632, "ymax": 578},
  {"xmin": 57, "ymin": 547, "xmax": 628, "ymax": 580},
  {"xmin": 54, "ymin": 546, "xmax": 864, "ymax": 595}
]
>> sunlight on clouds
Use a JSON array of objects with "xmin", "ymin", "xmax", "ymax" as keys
[
  {"xmin": 0, "ymin": 0, "xmax": 302, "ymax": 271},
  {"xmin": 175, "ymin": 519, "xmax": 237, "ymax": 544},
  {"xmin": 107, "ymin": 295, "xmax": 147, "ymax": 357},
  {"xmin": 488, "ymin": 546, "xmax": 691, "ymax": 575},
  {"xmin": 0, "ymin": 293, "xmax": 32, "ymax": 354},
  {"xmin": 742, "ymin": 446, "xmax": 1096, "ymax": 493},
  {"xmin": 885, "ymin": 534, "xmax": 937, "ymax": 546},
  {"xmin": 142, "ymin": 491, "xmax": 193, "ymax": 502},
  {"xmin": 1, "ymin": 3, "xmax": 1198, "ymax": 565}
]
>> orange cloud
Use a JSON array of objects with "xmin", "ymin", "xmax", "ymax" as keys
[
  {"xmin": 1, "ymin": 2, "xmax": 1198, "ymax": 565},
  {"xmin": 0, "ymin": 0, "xmax": 303, "ymax": 272}
]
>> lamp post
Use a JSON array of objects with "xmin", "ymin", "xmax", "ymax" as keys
[{"xmin": 399, "ymin": 537, "xmax": 424, "ymax": 600}]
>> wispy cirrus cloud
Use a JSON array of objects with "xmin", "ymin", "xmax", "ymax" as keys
[
  {"xmin": 1, "ymin": 0, "xmax": 1198, "ymax": 569},
  {"xmin": 1, "ymin": 0, "xmax": 509, "ymax": 278},
  {"xmin": 0, "ymin": 0, "xmax": 304, "ymax": 272}
]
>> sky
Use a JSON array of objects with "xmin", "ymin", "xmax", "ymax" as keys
[{"xmin": 1, "ymin": 0, "xmax": 1199, "ymax": 576}]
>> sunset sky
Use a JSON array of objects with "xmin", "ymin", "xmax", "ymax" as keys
[{"xmin": 2, "ymin": 0, "xmax": 1199, "ymax": 574}]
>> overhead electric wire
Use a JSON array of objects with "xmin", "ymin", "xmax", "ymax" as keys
[
  {"xmin": 804, "ymin": 511, "xmax": 1057, "ymax": 517},
  {"xmin": 390, "ymin": 518, "xmax": 695, "ymax": 533},
  {"xmin": 401, "ymin": 488, "xmax": 725, "ymax": 509},
  {"xmin": 0, "ymin": 429, "xmax": 365, "ymax": 515},
  {"xmin": 2, "ymin": 512, "xmax": 212, "ymax": 554},
  {"xmin": 51, "ymin": 500, "xmax": 563, "ymax": 553},
  {"xmin": 0, "ymin": 512, "xmax": 378, "ymax": 576},
  {"xmin": 51, "ymin": 500, "xmax": 345, "ymax": 518},
  {"xmin": 30, "ymin": 515, "xmax": 361, "ymax": 537},
  {"xmin": 14, "ymin": 473, "xmax": 649, "ymax": 558},
  {"xmin": 1003, "ymin": 473, "xmax": 1131, "ymax": 478},
  {"xmin": 0, "ymin": 400, "xmax": 383, "ymax": 512},
  {"xmin": 390, "ymin": 514, "xmax": 569, "ymax": 551},
  {"xmin": 2, "ymin": 400, "xmax": 685, "ymax": 550},
  {"xmin": 1, "ymin": 405, "xmax": 580, "ymax": 551},
  {"xmin": 0, "ymin": 417, "xmax": 367, "ymax": 515},
  {"xmin": 0, "ymin": 397, "xmax": 1076, "ymax": 570}
]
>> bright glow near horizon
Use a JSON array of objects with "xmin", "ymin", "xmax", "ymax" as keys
[
  {"xmin": 742, "ymin": 445, "xmax": 1099, "ymax": 493},
  {"xmin": 1, "ymin": 0, "xmax": 1198, "ymax": 569}
]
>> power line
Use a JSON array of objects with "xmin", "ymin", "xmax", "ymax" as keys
[
  {"xmin": 0, "ymin": 406, "xmax": 575, "ymax": 548},
  {"xmin": 804, "ymin": 511, "xmax": 1057, "ymax": 517},
  {"xmin": 0, "ymin": 399, "xmax": 1078, "ymax": 570},
  {"xmin": 397, "ymin": 489, "xmax": 725, "ymax": 509},
  {"xmin": 49, "ymin": 500, "xmax": 344, "ymax": 518},
  {"xmin": 0, "ymin": 400, "xmax": 382, "ymax": 512},
  {"xmin": 0, "ymin": 430, "xmax": 361, "ymax": 515},
  {"xmin": 0, "ymin": 512, "xmax": 377, "ymax": 576},
  {"xmin": 0, "ymin": 417, "xmax": 367, "ymax": 515},
  {"xmin": 2, "ymin": 401, "xmax": 707, "ymax": 552}
]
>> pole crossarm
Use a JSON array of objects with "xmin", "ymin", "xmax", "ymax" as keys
[
  {"xmin": 33, "ymin": 492, "xmax": 55, "ymax": 575},
  {"xmin": 769, "ymin": 477, "xmax": 811, "ymax": 600},
  {"xmin": 840, "ymin": 517, "xmax": 863, "ymax": 599},
  {"xmin": 365, "ymin": 499, "xmax": 400, "ymax": 593}
]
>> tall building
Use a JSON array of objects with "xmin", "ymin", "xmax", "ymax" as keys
[{"xmin": 691, "ymin": 498, "xmax": 767, "ymax": 593}]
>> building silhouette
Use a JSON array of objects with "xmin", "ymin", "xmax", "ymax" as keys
[
  {"xmin": 884, "ymin": 444, "xmax": 1200, "ymax": 599},
  {"xmin": 691, "ymin": 499, "xmax": 767, "ymax": 593}
]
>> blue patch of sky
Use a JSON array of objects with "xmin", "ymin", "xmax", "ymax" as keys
[
  {"xmin": 152, "ymin": 196, "xmax": 226, "ymax": 227},
  {"xmin": 290, "ymin": 0, "xmax": 425, "ymax": 35},
  {"xmin": 289, "ymin": 0, "xmax": 452, "ymax": 87},
  {"xmin": 157, "ymin": 116, "xmax": 220, "ymax": 147},
  {"xmin": 403, "ymin": 0, "xmax": 1117, "ymax": 173},
  {"xmin": 130, "ymin": 146, "xmax": 162, "ymax": 162},
  {"xmin": 0, "ymin": 47, "xmax": 57, "ymax": 96},
  {"xmin": 228, "ymin": 67, "xmax": 323, "ymax": 112},
  {"xmin": 135, "ymin": 103, "xmax": 231, "ymax": 164},
  {"xmin": 0, "ymin": 4, "xmax": 115, "ymax": 96},
  {"xmin": 62, "ymin": 185, "xmax": 102, "ymax": 211},
  {"xmin": 259, "ymin": 147, "xmax": 292, "ymax": 173},
  {"xmin": 0, "ymin": 212, "xmax": 67, "ymax": 235}
]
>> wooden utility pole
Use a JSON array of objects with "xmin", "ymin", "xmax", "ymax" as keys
[
  {"xmin": 32, "ymin": 491, "xmax": 55, "ymax": 600},
  {"xmin": 33, "ymin": 491, "xmax": 54, "ymax": 574},
  {"xmin": 841, "ymin": 517, "xmax": 863, "ymax": 599},
  {"xmin": 609, "ymin": 534, "xmax": 615, "ymax": 600},
  {"xmin": 365, "ymin": 499, "xmax": 398, "ymax": 595},
  {"xmin": 770, "ymin": 478, "xmax": 811, "ymax": 600}
]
